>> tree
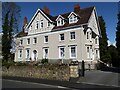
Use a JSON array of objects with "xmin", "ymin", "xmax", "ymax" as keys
[
  {"xmin": 2, "ymin": 2, "xmax": 21, "ymax": 34},
  {"xmin": 108, "ymin": 45, "xmax": 119, "ymax": 67},
  {"xmin": 116, "ymin": 11, "xmax": 120, "ymax": 67},
  {"xmin": 2, "ymin": 2, "xmax": 21, "ymax": 61},
  {"xmin": 98, "ymin": 16, "xmax": 111, "ymax": 63},
  {"xmin": 2, "ymin": 11, "xmax": 10, "ymax": 62}
]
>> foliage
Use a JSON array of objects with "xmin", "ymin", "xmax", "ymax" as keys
[
  {"xmin": 2, "ymin": 2, "xmax": 21, "ymax": 61},
  {"xmin": 115, "ymin": 11, "xmax": 120, "ymax": 67},
  {"xmin": 108, "ymin": 45, "xmax": 119, "ymax": 67},
  {"xmin": 41, "ymin": 58, "xmax": 48, "ymax": 64},
  {"xmin": 98, "ymin": 16, "xmax": 111, "ymax": 63},
  {"xmin": 2, "ymin": 2, "xmax": 21, "ymax": 33},
  {"xmin": 116, "ymin": 12, "xmax": 120, "ymax": 64},
  {"xmin": 2, "ymin": 11, "xmax": 11, "ymax": 62}
]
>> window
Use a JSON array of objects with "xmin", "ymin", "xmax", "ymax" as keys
[
  {"xmin": 70, "ymin": 32, "xmax": 75, "ymax": 40},
  {"xmin": 30, "ymin": 25, "xmax": 32, "ymax": 30},
  {"xmin": 95, "ymin": 38, "xmax": 97, "ymax": 44},
  {"xmin": 47, "ymin": 22, "xmax": 50, "ymax": 27},
  {"xmin": 70, "ymin": 46, "xmax": 76, "ymax": 58},
  {"xmin": 33, "ymin": 37, "xmax": 37, "ymax": 44},
  {"xmin": 27, "ymin": 38, "xmax": 30, "ymax": 45},
  {"xmin": 20, "ymin": 39, "xmax": 23, "ymax": 45},
  {"xmin": 43, "ymin": 48, "xmax": 49, "ymax": 58},
  {"xmin": 60, "ymin": 33, "xmax": 64, "ymax": 41},
  {"xmin": 87, "ymin": 32, "xmax": 89, "ymax": 39},
  {"xmin": 69, "ymin": 15, "xmax": 78, "ymax": 24},
  {"xmin": 35, "ymin": 21, "xmax": 39, "ymax": 29},
  {"xmin": 26, "ymin": 49, "xmax": 30, "ymax": 59},
  {"xmin": 59, "ymin": 47, "xmax": 65, "ymax": 58},
  {"xmin": 57, "ymin": 18, "xmax": 64, "ymax": 26},
  {"xmin": 90, "ymin": 32, "xmax": 92, "ymax": 41},
  {"xmin": 40, "ymin": 20, "xmax": 43, "ymax": 28},
  {"xmin": 44, "ymin": 36, "xmax": 48, "ymax": 43},
  {"xmin": 18, "ymin": 49, "xmax": 22, "ymax": 58},
  {"xmin": 87, "ymin": 47, "xmax": 90, "ymax": 59}
]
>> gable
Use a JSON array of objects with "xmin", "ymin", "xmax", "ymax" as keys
[
  {"xmin": 88, "ymin": 7, "xmax": 101, "ymax": 36},
  {"xmin": 26, "ymin": 8, "xmax": 53, "ymax": 29}
]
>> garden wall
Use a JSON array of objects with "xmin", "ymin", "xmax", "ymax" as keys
[{"xmin": 2, "ymin": 64, "xmax": 70, "ymax": 81}]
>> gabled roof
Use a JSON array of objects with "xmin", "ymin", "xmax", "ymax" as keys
[
  {"xmin": 26, "ymin": 8, "xmax": 54, "ymax": 29},
  {"xmin": 68, "ymin": 12, "xmax": 79, "ymax": 18},
  {"xmin": 17, "ymin": 6, "xmax": 95, "ymax": 37},
  {"xmin": 16, "ymin": 31, "xmax": 28, "ymax": 38},
  {"xmin": 56, "ymin": 15, "xmax": 64, "ymax": 21},
  {"xmin": 52, "ymin": 6, "xmax": 94, "ymax": 31}
]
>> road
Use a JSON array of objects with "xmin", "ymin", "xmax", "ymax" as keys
[
  {"xmin": 2, "ymin": 79, "xmax": 68, "ymax": 89},
  {"xmin": 2, "ymin": 76, "xmax": 120, "ymax": 89},
  {"xmin": 78, "ymin": 70, "xmax": 119, "ymax": 87}
]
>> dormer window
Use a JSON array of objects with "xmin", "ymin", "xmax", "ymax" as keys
[
  {"xmin": 68, "ymin": 12, "xmax": 78, "ymax": 24},
  {"xmin": 69, "ymin": 15, "xmax": 78, "ymax": 24},
  {"xmin": 56, "ymin": 15, "xmax": 64, "ymax": 26}
]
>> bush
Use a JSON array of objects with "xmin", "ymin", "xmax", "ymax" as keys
[
  {"xmin": 41, "ymin": 58, "xmax": 48, "ymax": 64},
  {"xmin": 2, "ymin": 60, "xmax": 15, "ymax": 69}
]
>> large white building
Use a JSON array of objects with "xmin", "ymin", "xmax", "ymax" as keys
[{"xmin": 14, "ymin": 5, "xmax": 101, "ymax": 67}]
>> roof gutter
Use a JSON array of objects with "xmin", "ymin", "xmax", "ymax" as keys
[{"xmin": 52, "ymin": 23, "xmax": 88, "ymax": 31}]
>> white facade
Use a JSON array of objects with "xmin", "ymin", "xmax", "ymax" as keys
[{"xmin": 14, "ymin": 6, "xmax": 101, "ymax": 65}]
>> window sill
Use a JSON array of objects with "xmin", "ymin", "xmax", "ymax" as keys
[
  {"xmin": 59, "ymin": 40, "xmax": 64, "ymax": 43},
  {"xmin": 70, "ymin": 39, "xmax": 75, "ymax": 41},
  {"xmin": 33, "ymin": 43, "xmax": 37, "ymax": 45},
  {"xmin": 44, "ymin": 42, "xmax": 48, "ymax": 44}
]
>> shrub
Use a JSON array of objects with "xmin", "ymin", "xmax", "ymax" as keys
[{"xmin": 41, "ymin": 58, "xmax": 48, "ymax": 64}]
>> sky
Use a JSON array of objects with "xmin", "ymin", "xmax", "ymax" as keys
[{"xmin": 15, "ymin": 2, "xmax": 118, "ymax": 45}]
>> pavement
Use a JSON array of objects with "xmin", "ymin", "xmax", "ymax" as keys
[{"xmin": 77, "ymin": 70, "xmax": 119, "ymax": 87}]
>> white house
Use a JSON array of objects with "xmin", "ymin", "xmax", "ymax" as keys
[{"xmin": 14, "ymin": 5, "xmax": 101, "ymax": 68}]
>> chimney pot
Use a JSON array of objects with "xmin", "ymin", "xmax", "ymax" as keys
[
  {"xmin": 24, "ymin": 17, "xmax": 28, "ymax": 26},
  {"xmin": 74, "ymin": 4, "xmax": 80, "ymax": 14},
  {"xmin": 43, "ymin": 6, "xmax": 50, "ymax": 15}
]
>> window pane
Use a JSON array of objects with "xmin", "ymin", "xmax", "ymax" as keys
[
  {"xmin": 27, "ymin": 38, "xmax": 30, "ymax": 44},
  {"xmin": 45, "ymin": 36, "xmax": 48, "ymax": 42},
  {"xmin": 60, "ymin": 34, "xmax": 64, "ymax": 41},
  {"xmin": 60, "ymin": 47, "xmax": 65, "ymax": 58},
  {"xmin": 71, "ymin": 47, "xmax": 76, "ymax": 57},
  {"xmin": 70, "ymin": 32, "xmax": 75, "ymax": 39},
  {"xmin": 34, "ymin": 37, "xmax": 37, "ymax": 44}
]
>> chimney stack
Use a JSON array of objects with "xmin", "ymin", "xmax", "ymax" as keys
[
  {"xmin": 24, "ymin": 17, "xmax": 28, "ymax": 26},
  {"xmin": 74, "ymin": 4, "xmax": 80, "ymax": 14},
  {"xmin": 43, "ymin": 6, "xmax": 50, "ymax": 15}
]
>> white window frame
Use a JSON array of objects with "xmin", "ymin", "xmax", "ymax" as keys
[
  {"xmin": 30, "ymin": 25, "xmax": 32, "ymax": 30},
  {"xmin": 27, "ymin": 38, "xmax": 30, "ymax": 45},
  {"xmin": 69, "ymin": 14, "xmax": 78, "ymax": 24},
  {"xmin": 44, "ymin": 36, "xmax": 48, "ymax": 43},
  {"xmin": 70, "ymin": 32, "xmax": 75, "ymax": 40},
  {"xmin": 18, "ymin": 49, "xmax": 22, "ymax": 59},
  {"xmin": 57, "ymin": 18, "xmax": 64, "ymax": 26},
  {"xmin": 26, "ymin": 49, "xmax": 30, "ymax": 59},
  {"xmin": 59, "ymin": 47, "xmax": 65, "ymax": 58},
  {"xmin": 20, "ymin": 39, "xmax": 23, "ymax": 45},
  {"xmin": 43, "ymin": 48, "xmax": 49, "ymax": 59},
  {"xmin": 87, "ymin": 47, "xmax": 90, "ymax": 59},
  {"xmin": 35, "ymin": 21, "xmax": 39, "ymax": 29},
  {"xmin": 59, "ymin": 33, "xmax": 64, "ymax": 41},
  {"xmin": 69, "ymin": 46, "xmax": 77, "ymax": 58},
  {"xmin": 47, "ymin": 22, "xmax": 50, "ymax": 27},
  {"xmin": 33, "ymin": 37, "xmax": 37, "ymax": 44},
  {"xmin": 40, "ymin": 20, "xmax": 43, "ymax": 28}
]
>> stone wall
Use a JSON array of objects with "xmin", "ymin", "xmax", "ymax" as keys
[{"xmin": 2, "ymin": 64, "xmax": 70, "ymax": 81}]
